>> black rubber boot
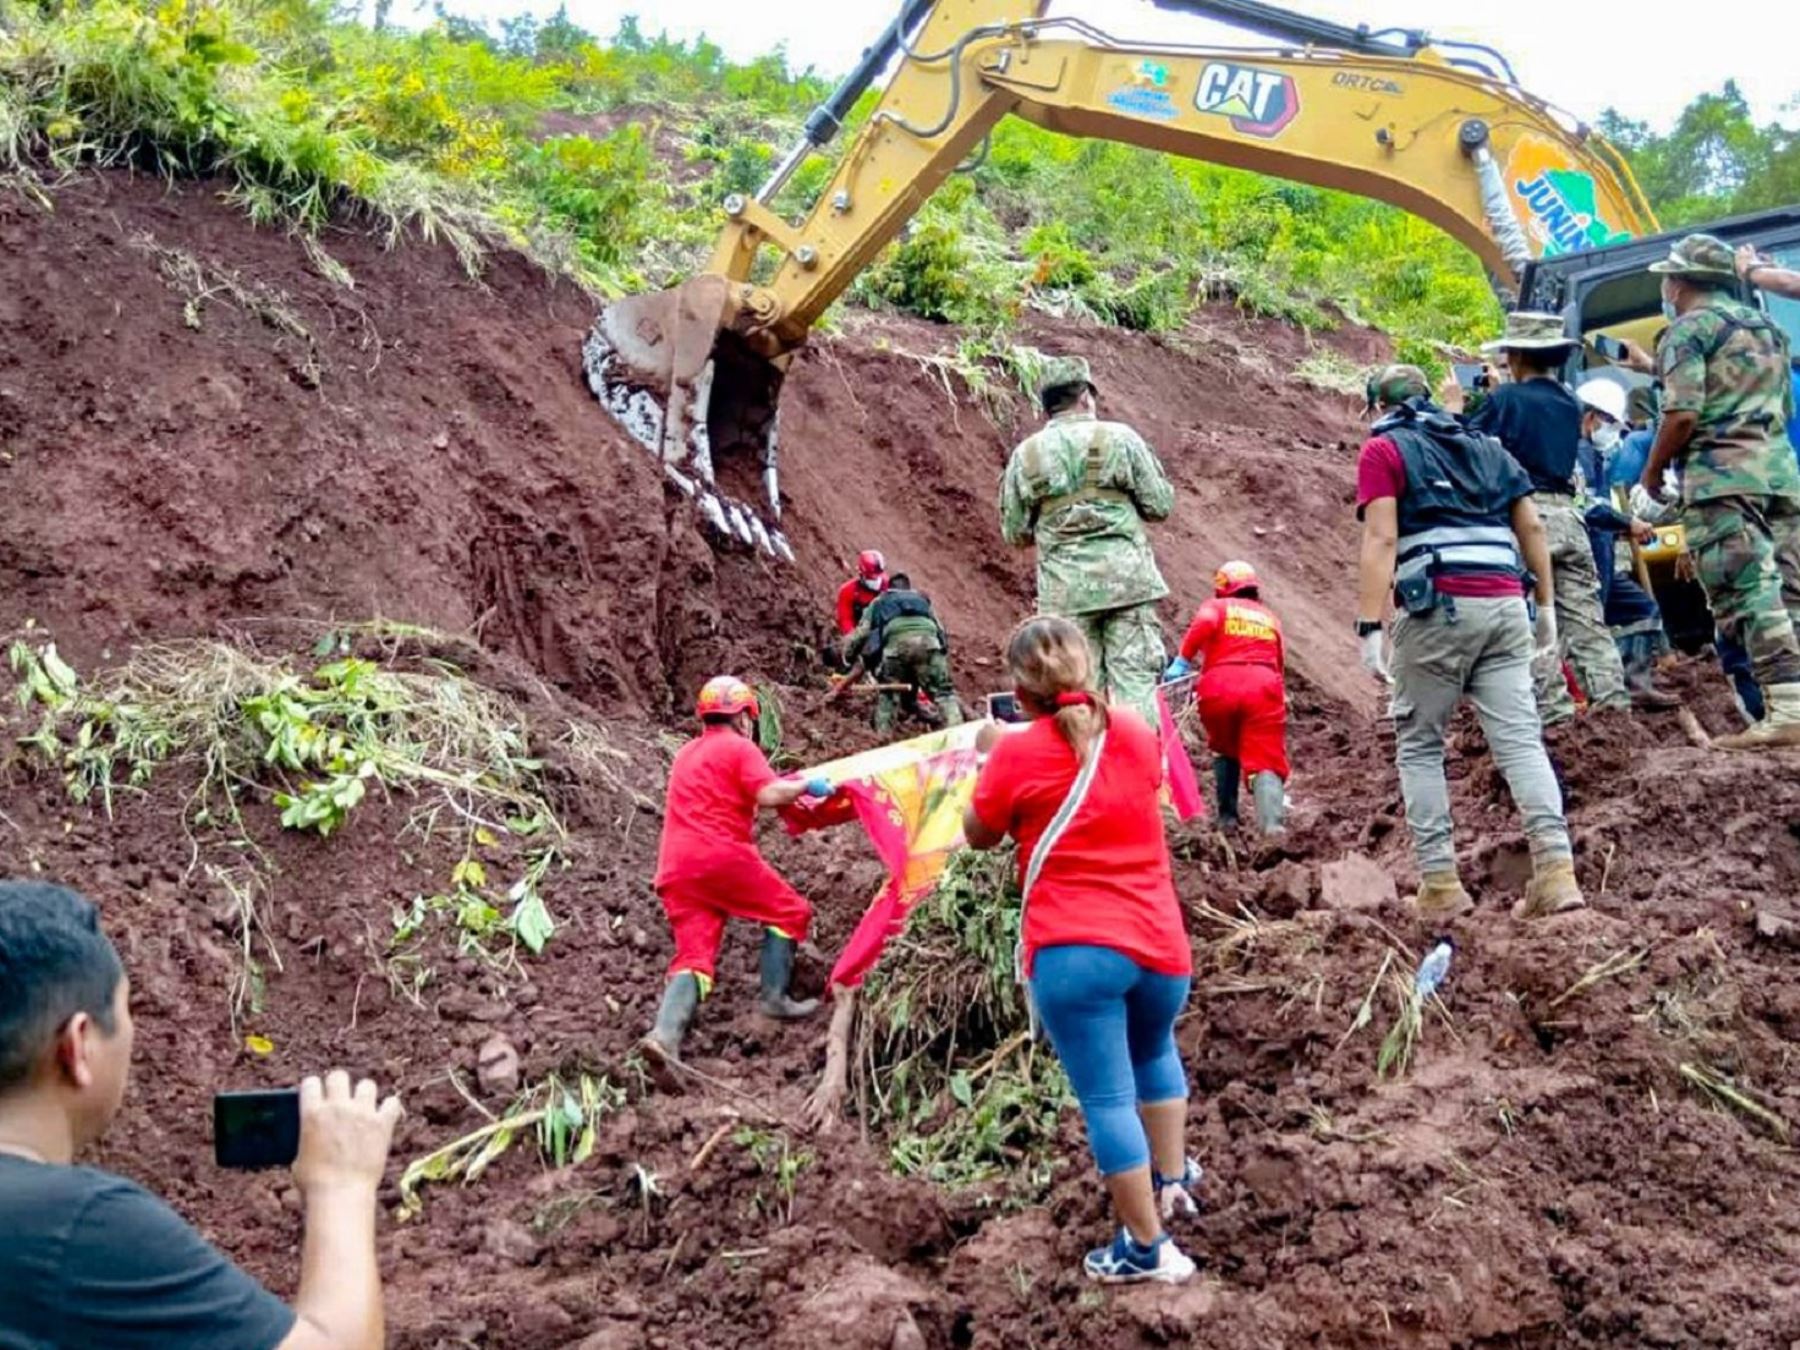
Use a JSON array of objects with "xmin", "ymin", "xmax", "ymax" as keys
[
  {"xmin": 641, "ymin": 972, "xmax": 700, "ymax": 1071},
  {"xmin": 1250, "ymin": 771, "xmax": 1286, "ymax": 836},
  {"xmin": 1213, "ymin": 757, "xmax": 1241, "ymax": 829},
  {"xmin": 759, "ymin": 930, "xmax": 820, "ymax": 1020}
]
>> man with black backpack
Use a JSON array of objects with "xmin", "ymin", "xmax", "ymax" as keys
[
  {"xmin": 1353, "ymin": 365, "xmax": 1580, "ymax": 921},
  {"xmin": 846, "ymin": 573, "xmax": 964, "ymax": 734}
]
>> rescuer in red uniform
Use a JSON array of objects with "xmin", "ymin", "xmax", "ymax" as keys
[
  {"xmin": 836, "ymin": 550, "xmax": 889, "ymax": 638},
  {"xmin": 1164, "ymin": 561, "xmax": 1289, "ymax": 835}
]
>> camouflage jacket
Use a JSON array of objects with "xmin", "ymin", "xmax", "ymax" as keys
[
  {"xmin": 846, "ymin": 590, "xmax": 945, "ymax": 667},
  {"xmin": 1660, "ymin": 295, "xmax": 1800, "ymax": 504},
  {"xmin": 999, "ymin": 412, "xmax": 1174, "ymax": 616}
]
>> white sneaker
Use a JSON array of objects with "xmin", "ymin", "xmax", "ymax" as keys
[{"xmin": 1082, "ymin": 1229, "xmax": 1197, "ymax": 1284}]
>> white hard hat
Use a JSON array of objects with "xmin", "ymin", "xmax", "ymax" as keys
[{"xmin": 1575, "ymin": 378, "xmax": 1628, "ymax": 424}]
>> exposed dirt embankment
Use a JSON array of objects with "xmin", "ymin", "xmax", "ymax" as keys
[{"xmin": 2, "ymin": 172, "xmax": 1798, "ymax": 1350}]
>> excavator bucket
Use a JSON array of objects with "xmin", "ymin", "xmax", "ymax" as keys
[{"xmin": 583, "ymin": 276, "xmax": 792, "ymax": 558}]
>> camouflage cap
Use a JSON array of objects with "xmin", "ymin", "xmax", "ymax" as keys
[
  {"xmin": 1648, "ymin": 232, "xmax": 1739, "ymax": 281},
  {"xmin": 1480, "ymin": 310, "xmax": 1577, "ymax": 354},
  {"xmin": 1365, "ymin": 363, "xmax": 1430, "ymax": 409},
  {"xmin": 1038, "ymin": 355, "xmax": 1096, "ymax": 401}
]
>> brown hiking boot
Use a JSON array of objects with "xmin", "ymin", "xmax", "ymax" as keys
[
  {"xmin": 1715, "ymin": 684, "xmax": 1800, "ymax": 750},
  {"xmin": 1512, "ymin": 859, "xmax": 1585, "ymax": 919},
  {"xmin": 1413, "ymin": 871, "xmax": 1474, "ymax": 920}
]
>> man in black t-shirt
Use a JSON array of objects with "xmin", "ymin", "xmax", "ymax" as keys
[
  {"xmin": 1468, "ymin": 311, "xmax": 1632, "ymax": 725},
  {"xmin": 0, "ymin": 880, "xmax": 402, "ymax": 1350}
]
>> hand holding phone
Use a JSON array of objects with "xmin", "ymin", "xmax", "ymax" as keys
[
  {"xmin": 215, "ymin": 1071, "xmax": 402, "ymax": 1186},
  {"xmin": 1594, "ymin": 334, "xmax": 1629, "ymax": 362},
  {"xmin": 986, "ymin": 692, "xmax": 1027, "ymax": 723},
  {"xmin": 292, "ymin": 1072, "xmax": 403, "ymax": 1196}
]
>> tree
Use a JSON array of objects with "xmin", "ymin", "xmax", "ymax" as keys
[{"xmin": 1600, "ymin": 83, "xmax": 1792, "ymax": 227}]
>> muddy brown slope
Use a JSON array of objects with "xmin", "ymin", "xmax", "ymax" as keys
[{"xmin": 2, "ymin": 173, "xmax": 1799, "ymax": 1350}]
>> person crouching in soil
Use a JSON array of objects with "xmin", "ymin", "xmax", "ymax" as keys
[
  {"xmin": 640, "ymin": 676, "xmax": 835, "ymax": 1074},
  {"xmin": 961, "ymin": 617, "xmax": 1201, "ymax": 1285}
]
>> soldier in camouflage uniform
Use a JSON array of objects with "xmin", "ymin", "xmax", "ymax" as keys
[
  {"xmin": 1000, "ymin": 356, "xmax": 1176, "ymax": 723},
  {"xmin": 1635, "ymin": 234, "xmax": 1800, "ymax": 748},
  {"xmin": 846, "ymin": 573, "xmax": 963, "ymax": 734}
]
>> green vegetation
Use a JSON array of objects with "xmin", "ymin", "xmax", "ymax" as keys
[
  {"xmin": 1, "ymin": 1, "xmax": 1784, "ymax": 376},
  {"xmin": 8, "ymin": 633, "xmax": 584, "ymax": 1020},
  {"xmin": 9, "ymin": 637, "xmax": 555, "ymax": 841},
  {"xmin": 1600, "ymin": 83, "xmax": 1800, "ymax": 229},
  {"xmin": 397, "ymin": 1070, "xmax": 626, "ymax": 1219},
  {"xmin": 855, "ymin": 845, "xmax": 1072, "ymax": 1201},
  {"xmin": 733, "ymin": 1126, "xmax": 813, "ymax": 1225}
]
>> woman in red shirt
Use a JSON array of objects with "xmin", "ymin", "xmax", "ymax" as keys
[{"xmin": 964, "ymin": 617, "xmax": 1199, "ymax": 1286}]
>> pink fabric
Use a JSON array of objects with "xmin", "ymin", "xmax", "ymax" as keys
[{"xmin": 1156, "ymin": 683, "xmax": 1206, "ymax": 822}]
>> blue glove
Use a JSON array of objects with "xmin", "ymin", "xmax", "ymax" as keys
[
  {"xmin": 1163, "ymin": 656, "xmax": 1194, "ymax": 681},
  {"xmin": 804, "ymin": 777, "xmax": 834, "ymax": 800}
]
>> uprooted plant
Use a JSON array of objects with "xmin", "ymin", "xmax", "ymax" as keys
[
  {"xmin": 9, "ymin": 636, "xmax": 562, "ymax": 842},
  {"xmin": 398, "ymin": 1071, "xmax": 626, "ymax": 1219},
  {"xmin": 733, "ymin": 1126, "xmax": 814, "ymax": 1226},
  {"xmin": 853, "ymin": 844, "xmax": 1073, "ymax": 1202},
  {"xmin": 8, "ymin": 633, "xmax": 597, "ymax": 1011}
]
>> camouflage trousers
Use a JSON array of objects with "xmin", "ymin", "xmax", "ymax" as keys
[
  {"xmin": 1683, "ymin": 493, "xmax": 1800, "ymax": 690},
  {"xmin": 1532, "ymin": 496, "xmax": 1630, "ymax": 724},
  {"xmin": 1069, "ymin": 602, "xmax": 1166, "ymax": 725},
  {"xmin": 873, "ymin": 633, "xmax": 964, "ymax": 734}
]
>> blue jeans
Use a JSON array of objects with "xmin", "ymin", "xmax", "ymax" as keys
[
  {"xmin": 1718, "ymin": 628, "xmax": 1766, "ymax": 721},
  {"xmin": 1030, "ymin": 944, "xmax": 1190, "ymax": 1176}
]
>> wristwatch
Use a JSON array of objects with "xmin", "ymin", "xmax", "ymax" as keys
[{"xmin": 1355, "ymin": 619, "xmax": 1383, "ymax": 637}]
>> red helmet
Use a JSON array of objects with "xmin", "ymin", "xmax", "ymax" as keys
[
  {"xmin": 1214, "ymin": 560, "xmax": 1259, "ymax": 598},
  {"xmin": 857, "ymin": 549, "xmax": 886, "ymax": 582},
  {"xmin": 695, "ymin": 675, "xmax": 759, "ymax": 722}
]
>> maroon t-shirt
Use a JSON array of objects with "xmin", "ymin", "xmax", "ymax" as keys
[{"xmin": 1356, "ymin": 436, "xmax": 1525, "ymax": 599}]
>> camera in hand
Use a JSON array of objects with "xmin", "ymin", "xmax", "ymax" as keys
[
  {"xmin": 986, "ymin": 692, "xmax": 1027, "ymax": 724},
  {"xmin": 1452, "ymin": 362, "xmax": 1491, "ymax": 392},
  {"xmin": 214, "ymin": 1088, "xmax": 300, "ymax": 1169}
]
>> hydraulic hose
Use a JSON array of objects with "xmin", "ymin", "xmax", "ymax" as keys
[{"xmin": 756, "ymin": 0, "xmax": 936, "ymax": 201}]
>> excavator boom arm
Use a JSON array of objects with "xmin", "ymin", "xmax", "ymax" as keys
[
  {"xmin": 735, "ymin": 19, "xmax": 1654, "ymax": 346},
  {"xmin": 587, "ymin": 0, "xmax": 1656, "ymax": 556}
]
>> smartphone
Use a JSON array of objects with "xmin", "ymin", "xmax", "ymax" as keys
[
  {"xmin": 1451, "ymin": 362, "xmax": 1483, "ymax": 390},
  {"xmin": 1594, "ymin": 334, "xmax": 1629, "ymax": 362},
  {"xmin": 986, "ymin": 692, "xmax": 1027, "ymax": 724},
  {"xmin": 214, "ymin": 1088, "xmax": 300, "ymax": 1170}
]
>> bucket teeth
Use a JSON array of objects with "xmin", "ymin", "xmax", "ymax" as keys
[{"xmin": 582, "ymin": 320, "xmax": 790, "ymax": 561}]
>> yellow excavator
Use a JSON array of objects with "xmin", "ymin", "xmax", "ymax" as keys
[{"xmin": 586, "ymin": 0, "xmax": 1662, "ymax": 556}]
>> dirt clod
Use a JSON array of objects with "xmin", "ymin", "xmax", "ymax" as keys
[
  {"xmin": 1318, "ymin": 852, "xmax": 1398, "ymax": 911},
  {"xmin": 476, "ymin": 1033, "xmax": 521, "ymax": 1097}
]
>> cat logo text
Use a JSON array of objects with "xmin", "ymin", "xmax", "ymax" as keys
[{"xmin": 1194, "ymin": 62, "xmax": 1300, "ymax": 138}]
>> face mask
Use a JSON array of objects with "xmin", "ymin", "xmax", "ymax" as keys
[
  {"xmin": 1661, "ymin": 298, "xmax": 1679, "ymax": 323},
  {"xmin": 1593, "ymin": 424, "xmax": 1621, "ymax": 450}
]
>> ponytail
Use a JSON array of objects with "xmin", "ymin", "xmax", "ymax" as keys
[{"xmin": 1007, "ymin": 619, "xmax": 1109, "ymax": 765}]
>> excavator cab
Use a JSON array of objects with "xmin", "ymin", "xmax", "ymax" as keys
[{"xmin": 1522, "ymin": 204, "xmax": 1800, "ymax": 650}]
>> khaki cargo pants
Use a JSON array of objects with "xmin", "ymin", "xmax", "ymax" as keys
[
  {"xmin": 1070, "ymin": 602, "xmax": 1166, "ymax": 726},
  {"xmin": 1533, "ymin": 494, "xmax": 1629, "ymax": 723},
  {"xmin": 874, "ymin": 632, "xmax": 964, "ymax": 733},
  {"xmin": 1684, "ymin": 493, "xmax": 1800, "ymax": 691},
  {"xmin": 1390, "ymin": 596, "xmax": 1571, "ymax": 876}
]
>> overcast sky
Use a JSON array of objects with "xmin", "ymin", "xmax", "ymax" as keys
[{"xmin": 421, "ymin": 0, "xmax": 1796, "ymax": 132}]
